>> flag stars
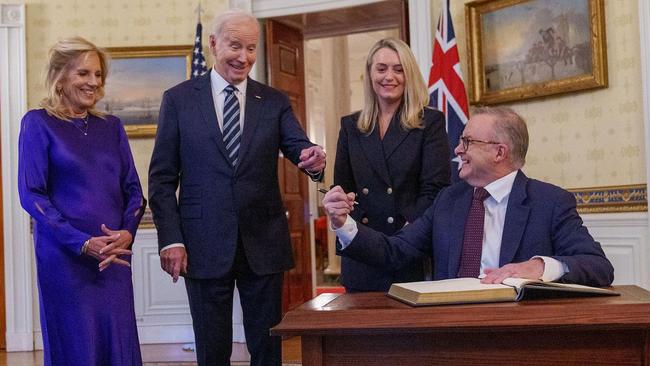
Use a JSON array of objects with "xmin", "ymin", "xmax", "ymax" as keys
[{"xmin": 191, "ymin": 22, "xmax": 208, "ymax": 78}]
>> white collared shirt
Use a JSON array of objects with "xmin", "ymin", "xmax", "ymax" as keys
[
  {"xmin": 336, "ymin": 170, "xmax": 566, "ymax": 281},
  {"xmin": 210, "ymin": 68, "xmax": 247, "ymax": 132},
  {"xmin": 480, "ymin": 170, "xmax": 518, "ymax": 274}
]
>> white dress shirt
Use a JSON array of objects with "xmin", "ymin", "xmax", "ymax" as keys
[
  {"xmin": 210, "ymin": 68, "xmax": 247, "ymax": 132},
  {"xmin": 161, "ymin": 68, "xmax": 247, "ymax": 253},
  {"xmin": 336, "ymin": 170, "xmax": 566, "ymax": 282}
]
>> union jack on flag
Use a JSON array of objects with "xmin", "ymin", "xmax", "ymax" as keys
[
  {"xmin": 428, "ymin": 0, "xmax": 469, "ymax": 182},
  {"xmin": 191, "ymin": 22, "xmax": 208, "ymax": 79}
]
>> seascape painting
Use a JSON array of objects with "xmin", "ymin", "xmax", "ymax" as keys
[{"xmin": 96, "ymin": 46, "xmax": 192, "ymax": 137}]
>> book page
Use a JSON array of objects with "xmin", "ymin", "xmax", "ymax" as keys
[
  {"xmin": 502, "ymin": 277, "xmax": 540, "ymax": 289},
  {"xmin": 502, "ymin": 278, "xmax": 618, "ymax": 295},
  {"xmin": 397, "ymin": 278, "xmax": 511, "ymax": 294}
]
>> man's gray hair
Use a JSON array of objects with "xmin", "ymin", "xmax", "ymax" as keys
[
  {"xmin": 210, "ymin": 9, "xmax": 259, "ymax": 38},
  {"xmin": 472, "ymin": 106, "xmax": 529, "ymax": 168}
]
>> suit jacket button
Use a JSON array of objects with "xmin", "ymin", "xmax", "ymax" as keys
[
  {"xmin": 361, "ymin": 217, "xmax": 369, "ymax": 224},
  {"xmin": 362, "ymin": 188, "xmax": 369, "ymax": 195},
  {"xmin": 387, "ymin": 187, "xmax": 393, "ymax": 194},
  {"xmin": 387, "ymin": 216, "xmax": 394, "ymax": 224}
]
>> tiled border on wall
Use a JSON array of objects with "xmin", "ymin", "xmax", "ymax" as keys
[{"xmin": 570, "ymin": 184, "xmax": 648, "ymax": 214}]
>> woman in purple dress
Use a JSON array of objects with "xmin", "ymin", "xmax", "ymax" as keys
[{"xmin": 18, "ymin": 37, "xmax": 145, "ymax": 365}]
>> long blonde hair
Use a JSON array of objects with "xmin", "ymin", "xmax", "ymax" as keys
[
  {"xmin": 40, "ymin": 36, "xmax": 109, "ymax": 121},
  {"xmin": 357, "ymin": 38, "xmax": 429, "ymax": 134}
]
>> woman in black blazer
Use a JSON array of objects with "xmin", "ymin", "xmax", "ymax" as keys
[{"xmin": 334, "ymin": 38, "xmax": 451, "ymax": 292}]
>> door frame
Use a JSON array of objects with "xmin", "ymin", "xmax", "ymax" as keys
[{"xmin": 1, "ymin": 4, "xmax": 32, "ymax": 352}]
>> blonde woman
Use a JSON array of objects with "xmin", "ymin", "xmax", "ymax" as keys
[
  {"xmin": 334, "ymin": 38, "xmax": 451, "ymax": 292},
  {"xmin": 18, "ymin": 37, "xmax": 145, "ymax": 365}
]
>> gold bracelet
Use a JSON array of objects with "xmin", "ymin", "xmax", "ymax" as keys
[{"xmin": 81, "ymin": 239, "xmax": 90, "ymax": 254}]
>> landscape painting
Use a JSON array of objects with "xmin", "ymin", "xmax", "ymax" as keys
[
  {"xmin": 96, "ymin": 46, "xmax": 192, "ymax": 137},
  {"xmin": 465, "ymin": 0, "xmax": 607, "ymax": 105}
]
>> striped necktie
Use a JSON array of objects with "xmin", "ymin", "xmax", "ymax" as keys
[{"xmin": 222, "ymin": 84, "xmax": 241, "ymax": 166}]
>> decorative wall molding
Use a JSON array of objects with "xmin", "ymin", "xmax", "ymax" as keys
[
  {"xmin": 0, "ymin": 4, "xmax": 23, "ymax": 26},
  {"xmin": 1, "ymin": 3, "xmax": 33, "ymax": 352},
  {"xmin": 569, "ymin": 184, "xmax": 648, "ymax": 213}
]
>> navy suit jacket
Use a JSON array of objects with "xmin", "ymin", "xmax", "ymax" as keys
[
  {"xmin": 149, "ymin": 74, "xmax": 317, "ymax": 278},
  {"xmin": 341, "ymin": 170, "xmax": 614, "ymax": 287},
  {"xmin": 334, "ymin": 107, "xmax": 451, "ymax": 291}
]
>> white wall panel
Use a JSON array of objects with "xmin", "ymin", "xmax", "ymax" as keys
[
  {"xmin": 582, "ymin": 213, "xmax": 649, "ymax": 290},
  {"xmin": 132, "ymin": 229, "xmax": 245, "ymax": 344}
]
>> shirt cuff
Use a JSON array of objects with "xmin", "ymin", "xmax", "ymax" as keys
[
  {"xmin": 331, "ymin": 215, "xmax": 358, "ymax": 249},
  {"xmin": 161, "ymin": 243, "xmax": 185, "ymax": 252},
  {"xmin": 305, "ymin": 169, "xmax": 324, "ymax": 181},
  {"xmin": 534, "ymin": 255, "xmax": 568, "ymax": 282}
]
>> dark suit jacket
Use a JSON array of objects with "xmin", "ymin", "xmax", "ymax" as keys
[
  {"xmin": 341, "ymin": 170, "xmax": 614, "ymax": 287},
  {"xmin": 334, "ymin": 107, "xmax": 451, "ymax": 291},
  {"xmin": 149, "ymin": 74, "xmax": 317, "ymax": 278}
]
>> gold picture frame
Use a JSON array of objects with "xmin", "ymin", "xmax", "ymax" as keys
[
  {"xmin": 465, "ymin": 0, "xmax": 607, "ymax": 105},
  {"xmin": 96, "ymin": 45, "xmax": 193, "ymax": 138}
]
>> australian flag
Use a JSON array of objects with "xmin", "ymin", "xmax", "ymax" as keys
[
  {"xmin": 191, "ymin": 22, "xmax": 208, "ymax": 78},
  {"xmin": 428, "ymin": 0, "xmax": 470, "ymax": 182}
]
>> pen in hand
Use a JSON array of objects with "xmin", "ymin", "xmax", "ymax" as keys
[{"xmin": 318, "ymin": 188, "xmax": 359, "ymax": 205}]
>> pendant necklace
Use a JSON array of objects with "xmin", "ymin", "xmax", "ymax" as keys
[{"xmin": 73, "ymin": 114, "xmax": 89, "ymax": 136}]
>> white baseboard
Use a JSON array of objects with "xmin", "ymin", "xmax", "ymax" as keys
[
  {"xmin": 137, "ymin": 324, "xmax": 244, "ymax": 344},
  {"xmin": 7, "ymin": 331, "xmax": 34, "ymax": 352},
  {"xmin": 34, "ymin": 325, "xmax": 245, "ymax": 347}
]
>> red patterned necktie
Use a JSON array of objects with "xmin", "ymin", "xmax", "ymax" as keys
[{"xmin": 458, "ymin": 187, "xmax": 491, "ymax": 278}]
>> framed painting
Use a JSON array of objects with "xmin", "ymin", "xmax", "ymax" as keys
[
  {"xmin": 95, "ymin": 45, "xmax": 193, "ymax": 137},
  {"xmin": 465, "ymin": 0, "xmax": 607, "ymax": 105}
]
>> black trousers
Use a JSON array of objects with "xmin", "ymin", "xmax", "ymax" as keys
[{"xmin": 185, "ymin": 240, "xmax": 284, "ymax": 366}]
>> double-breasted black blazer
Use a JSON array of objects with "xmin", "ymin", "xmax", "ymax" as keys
[{"xmin": 334, "ymin": 106, "xmax": 451, "ymax": 291}]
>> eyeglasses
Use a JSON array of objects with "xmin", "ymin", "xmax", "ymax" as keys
[{"xmin": 459, "ymin": 136, "xmax": 501, "ymax": 151}]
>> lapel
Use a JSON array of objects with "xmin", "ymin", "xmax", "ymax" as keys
[
  {"xmin": 447, "ymin": 183, "xmax": 473, "ymax": 277},
  {"xmin": 381, "ymin": 111, "xmax": 412, "ymax": 160},
  {"xmin": 358, "ymin": 125, "xmax": 391, "ymax": 186},
  {"xmin": 236, "ymin": 78, "xmax": 264, "ymax": 170},
  {"xmin": 194, "ymin": 73, "xmax": 230, "ymax": 163},
  {"xmin": 499, "ymin": 170, "xmax": 531, "ymax": 266}
]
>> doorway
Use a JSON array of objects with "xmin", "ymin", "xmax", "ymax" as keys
[{"xmin": 264, "ymin": 0, "xmax": 408, "ymax": 295}]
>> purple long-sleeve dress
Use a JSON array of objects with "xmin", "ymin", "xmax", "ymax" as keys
[{"xmin": 18, "ymin": 109, "xmax": 145, "ymax": 366}]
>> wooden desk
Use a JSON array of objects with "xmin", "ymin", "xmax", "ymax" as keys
[{"xmin": 272, "ymin": 285, "xmax": 650, "ymax": 366}]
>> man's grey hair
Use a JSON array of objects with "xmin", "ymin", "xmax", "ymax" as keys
[
  {"xmin": 471, "ymin": 106, "xmax": 529, "ymax": 168},
  {"xmin": 210, "ymin": 9, "xmax": 259, "ymax": 38}
]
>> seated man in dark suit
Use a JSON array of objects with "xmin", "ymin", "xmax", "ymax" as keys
[{"xmin": 323, "ymin": 106, "xmax": 614, "ymax": 287}]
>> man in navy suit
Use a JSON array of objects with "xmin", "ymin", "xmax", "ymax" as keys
[
  {"xmin": 148, "ymin": 10, "xmax": 325, "ymax": 366},
  {"xmin": 323, "ymin": 106, "xmax": 613, "ymax": 287}
]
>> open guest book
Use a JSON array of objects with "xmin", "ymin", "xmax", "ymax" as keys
[{"xmin": 387, "ymin": 277, "xmax": 619, "ymax": 306}]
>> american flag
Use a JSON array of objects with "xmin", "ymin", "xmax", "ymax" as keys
[
  {"xmin": 191, "ymin": 22, "xmax": 208, "ymax": 78},
  {"xmin": 428, "ymin": 0, "xmax": 469, "ymax": 182}
]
